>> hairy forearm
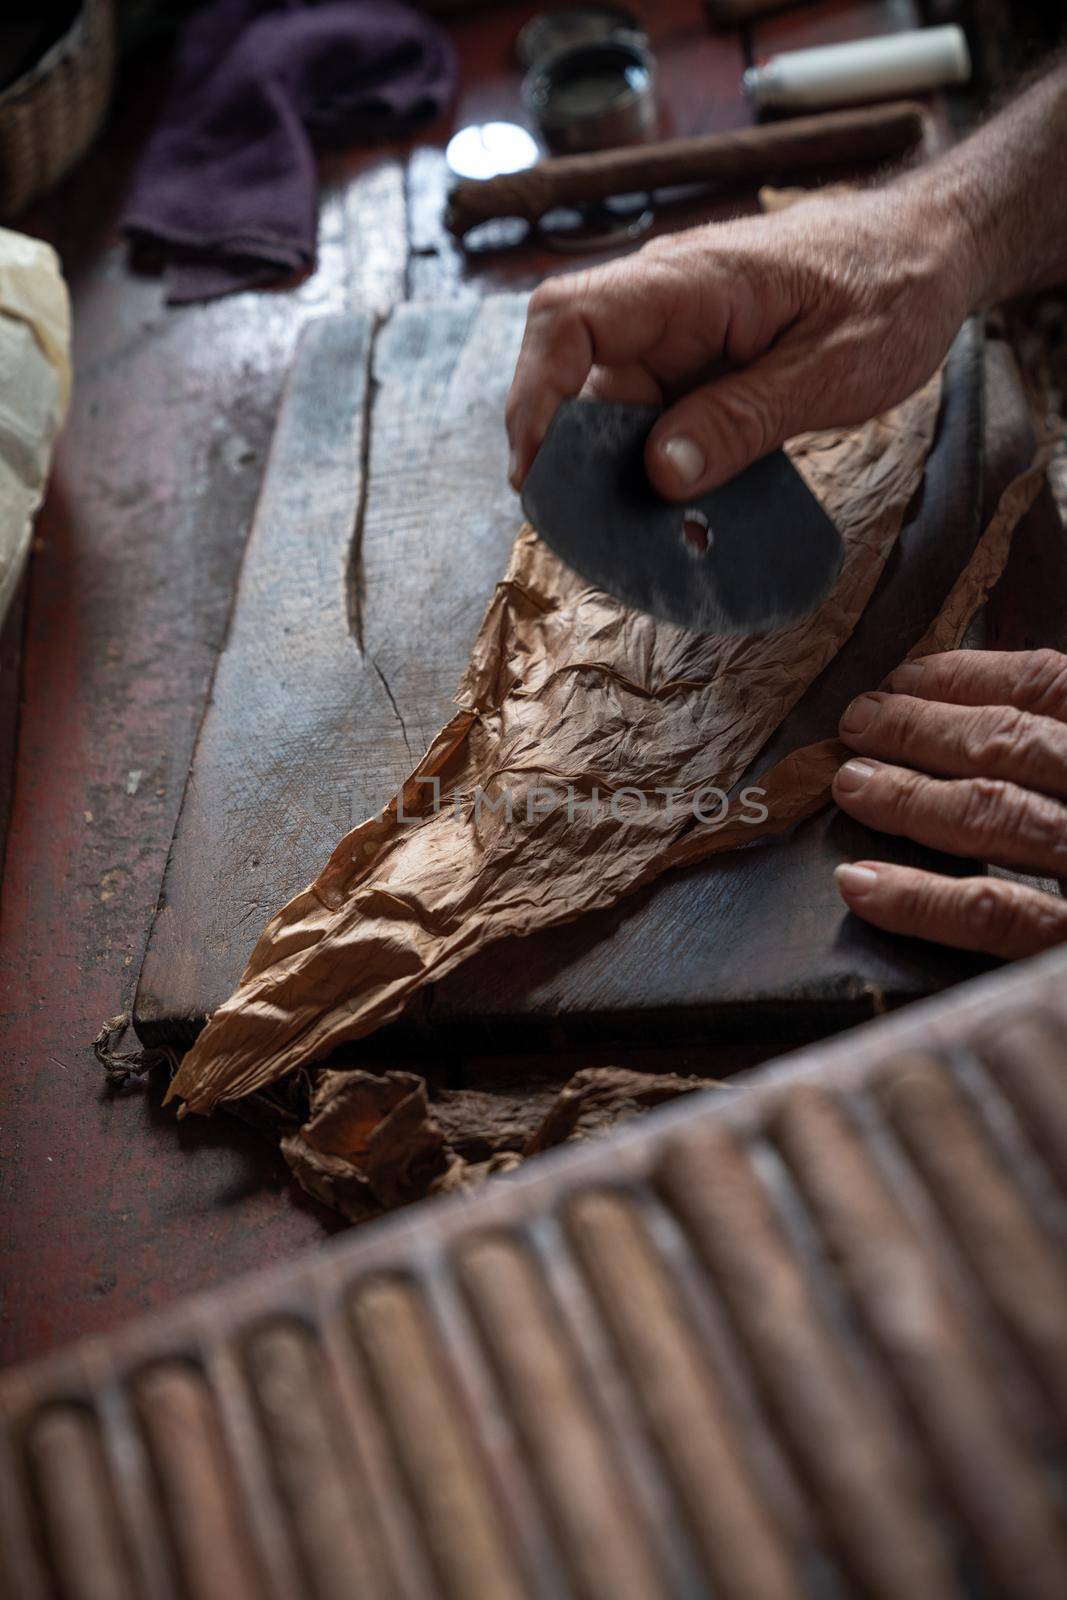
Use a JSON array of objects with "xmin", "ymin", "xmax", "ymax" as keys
[{"xmin": 903, "ymin": 51, "xmax": 1067, "ymax": 306}]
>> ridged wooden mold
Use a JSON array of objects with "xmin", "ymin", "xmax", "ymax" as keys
[{"xmin": 4, "ymin": 947, "xmax": 1067, "ymax": 1598}]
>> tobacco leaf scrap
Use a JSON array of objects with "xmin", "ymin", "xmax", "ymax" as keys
[{"xmin": 282, "ymin": 1065, "xmax": 718, "ymax": 1222}]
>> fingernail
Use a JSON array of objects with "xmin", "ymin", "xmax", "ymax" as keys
[
  {"xmin": 840, "ymin": 694, "xmax": 878, "ymax": 735},
  {"xmin": 834, "ymin": 862, "xmax": 878, "ymax": 897},
  {"xmin": 660, "ymin": 434, "xmax": 706, "ymax": 488},
  {"xmin": 835, "ymin": 757, "xmax": 877, "ymax": 793},
  {"xmin": 887, "ymin": 660, "xmax": 923, "ymax": 693}
]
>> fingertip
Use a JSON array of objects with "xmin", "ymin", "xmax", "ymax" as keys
[
  {"xmin": 832, "ymin": 758, "xmax": 879, "ymax": 799},
  {"xmin": 509, "ymin": 430, "xmax": 543, "ymax": 493},
  {"xmin": 645, "ymin": 431, "xmax": 723, "ymax": 500},
  {"xmin": 660, "ymin": 433, "xmax": 707, "ymax": 490},
  {"xmin": 834, "ymin": 861, "xmax": 880, "ymax": 902},
  {"xmin": 839, "ymin": 692, "xmax": 882, "ymax": 739},
  {"xmin": 881, "ymin": 659, "xmax": 925, "ymax": 694},
  {"xmin": 644, "ymin": 434, "xmax": 688, "ymax": 500}
]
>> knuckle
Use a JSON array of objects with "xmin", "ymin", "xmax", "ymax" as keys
[
  {"xmin": 638, "ymin": 234, "xmax": 674, "ymax": 264},
  {"xmin": 543, "ymin": 306, "xmax": 583, "ymax": 356},
  {"xmin": 524, "ymin": 277, "xmax": 598, "ymax": 382},
  {"xmin": 964, "ymin": 707, "xmax": 1031, "ymax": 771},
  {"xmin": 955, "ymin": 776, "xmax": 1016, "ymax": 846},
  {"xmin": 963, "ymin": 879, "xmax": 1067, "ymax": 953},
  {"xmin": 904, "ymin": 871, "xmax": 949, "ymax": 929},
  {"xmin": 1016, "ymin": 649, "xmax": 1067, "ymax": 719},
  {"xmin": 961, "ymin": 879, "xmax": 1020, "ymax": 943},
  {"xmin": 881, "ymin": 693, "xmax": 925, "ymax": 749},
  {"xmin": 885, "ymin": 765, "xmax": 930, "ymax": 821},
  {"xmin": 929, "ymin": 650, "xmax": 972, "ymax": 699},
  {"xmin": 956, "ymin": 776, "xmax": 1067, "ymax": 872},
  {"xmin": 715, "ymin": 383, "xmax": 777, "ymax": 462},
  {"xmin": 1021, "ymin": 799, "xmax": 1067, "ymax": 874},
  {"xmin": 527, "ymin": 281, "xmax": 586, "ymax": 349},
  {"xmin": 1035, "ymin": 893, "xmax": 1067, "ymax": 948},
  {"xmin": 527, "ymin": 278, "xmax": 567, "ymax": 319}
]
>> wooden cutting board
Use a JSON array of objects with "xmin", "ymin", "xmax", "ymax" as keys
[{"xmin": 134, "ymin": 298, "xmax": 1026, "ymax": 1056}]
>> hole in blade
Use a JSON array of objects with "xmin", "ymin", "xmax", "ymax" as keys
[{"xmin": 682, "ymin": 508, "xmax": 711, "ymax": 556}]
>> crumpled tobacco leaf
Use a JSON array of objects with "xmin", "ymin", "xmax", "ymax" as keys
[
  {"xmin": 170, "ymin": 373, "xmax": 948, "ymax": 1114},
  {"xmin": 281, "ymin": 1064, "xmax": 718, "ymax": 1222}
]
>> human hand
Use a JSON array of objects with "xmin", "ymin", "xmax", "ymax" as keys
[
  {"xmin": 505, "ymin": 180, "xmax": 977, "ymax": 500},
  {"xmin": 832, "ymin": 649, "xmax": 1067, "ymax": 958}
]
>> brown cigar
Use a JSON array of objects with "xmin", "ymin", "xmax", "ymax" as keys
[{"xmin": 445, "ymin": 101, "xmax": 926, "ymax": 236}]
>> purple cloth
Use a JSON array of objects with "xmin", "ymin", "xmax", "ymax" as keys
[{"xmin": 122, "ymin": 0, "xmax": 455, "ymax": 303}]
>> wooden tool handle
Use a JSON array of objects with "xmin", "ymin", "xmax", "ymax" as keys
[{"xmin": 445, "ymin": 102, "xmax": 926, "ymax": 236}]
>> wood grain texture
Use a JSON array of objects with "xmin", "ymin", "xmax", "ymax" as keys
[
  {"xmin": 135, "ymin": 303, "xmax": 1020, "ymax": 1055},
  {"xmin": 135, "ymin": 313, "xmax": 377, "ymax": 1038}
]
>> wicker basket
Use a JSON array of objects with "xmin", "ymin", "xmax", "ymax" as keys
[{"xmin": 0, "ymin": 0, "xmax": 117, "ymax": 219}]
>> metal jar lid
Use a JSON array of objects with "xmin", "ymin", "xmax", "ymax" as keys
[
  {"xmin": 523, "ymin": 36, "xmax": 657, "ymax": 154},
  {"xmin": 515, "ymin": 6, "xmax": 648, "ymax": 71}
]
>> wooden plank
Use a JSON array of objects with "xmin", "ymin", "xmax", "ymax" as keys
[
  {"xmin": 136, "ymin": 297, "xmax": 1006, "ymax": 1053},
  {"xmin": 135, "ymin": 313, "xmax": 378, "ymax": 1042}
]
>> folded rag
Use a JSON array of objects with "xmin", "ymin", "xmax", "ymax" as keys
[{"xmin": 122, "ymin": 0, "xmax": 456, "ymax": 303}]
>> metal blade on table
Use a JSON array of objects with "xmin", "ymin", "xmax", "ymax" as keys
[{"xmin": 520, "ymin": 399, "xmax": 844, "ymax": 635}]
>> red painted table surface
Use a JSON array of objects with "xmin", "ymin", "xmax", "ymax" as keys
[{"xmin": 0, "ymin": 0, "xmax": 913, "ymax": 1367}]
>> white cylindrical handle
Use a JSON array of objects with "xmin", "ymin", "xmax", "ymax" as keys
[{"xmin": 744, "ymin": 25, "xmax": 971, "ymax": 112}]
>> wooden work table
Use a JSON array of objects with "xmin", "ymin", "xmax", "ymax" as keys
[{"xmin": 0, "ymin": 0, "xmax": 1020, "ymax": 1367}]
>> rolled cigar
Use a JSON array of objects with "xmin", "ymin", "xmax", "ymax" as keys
[{"xmin": 445, "ymin": 100, "xmax": 926, "ymax": 236}]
